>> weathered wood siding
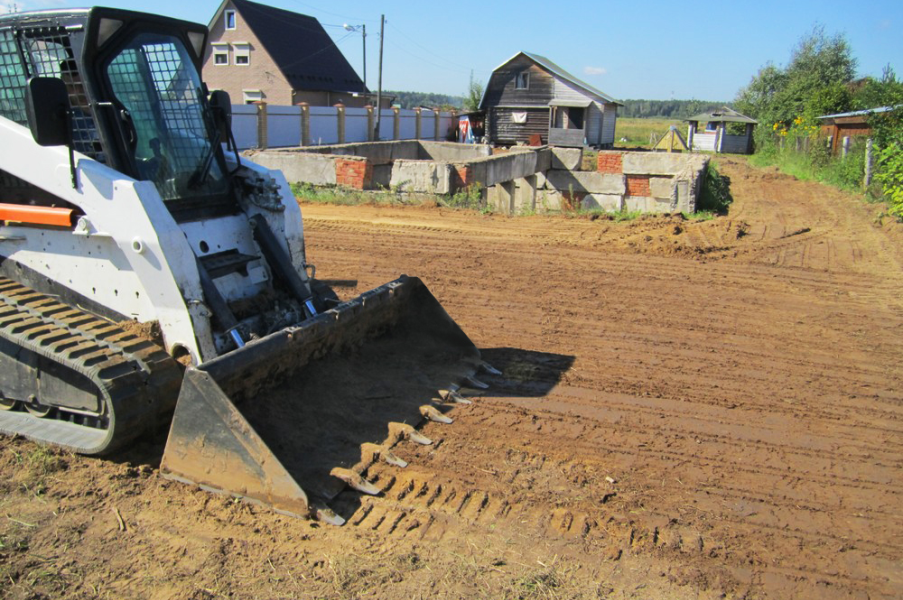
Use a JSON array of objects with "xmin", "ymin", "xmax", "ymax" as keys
[
  {"xmin": 721, "ymin": 134, "xmax": 750, "ymax": 154},
  {"xmin": 692, "ymin": 132, "xmax": 717, "ymax": 152},
  {"xmin": 489, "ymin": 107, "xmax": 549, "ymax": 145},
  {"xmin": 601, "ymin": 103, "xmax": 617, "ymax": 146},
  {"xmin": 483, "ymin": 55, "xmax": 555, "ymax": 107}
]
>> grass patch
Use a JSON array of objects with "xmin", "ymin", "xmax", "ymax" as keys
[
  {"xmin": 749, "ymin": 142, "xmax": 870, "ymax": 195},
  {"xmin": 441, "ymin": 183, "xmax": 485, "ymax": 211},
  {"xmin": 615, "ymin": 117, "xmax": 685, "ymax": 148}
]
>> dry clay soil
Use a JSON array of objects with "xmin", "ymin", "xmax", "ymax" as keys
[{"xmin": 2, "ymin": 157, "xmax": 903, "ymax": 600}]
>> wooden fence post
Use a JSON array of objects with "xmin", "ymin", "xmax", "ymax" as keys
[
  {"xmin": 864, "ymin": 138, "xmax": 873, "ymax": 188},
  {"xmin": 842, "ymin": 136, "xmax": 851, "ymax": 158},
  {"xmin": 256, "ymin": 101, "xmax": 268, "ymax": 149},
  {"xmin": 299, "ymin": 103, "xmax": 310, "ymax": 147},
  {"xmin": 336, "ymin": 104, "xmax": 346, "ymax": 144}
]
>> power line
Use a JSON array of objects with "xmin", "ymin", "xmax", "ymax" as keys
[
  {"xmin": 278, "ymin": 0, "xmax": 377, "ymax": 24},
  {"xmin": 386, "ymin": 21, "xmax": 472, "ymax": 72},
  {"xmin": 384, "ymin": 37, "xmax": 471, "ymax": 75}
]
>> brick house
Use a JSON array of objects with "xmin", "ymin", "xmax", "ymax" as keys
[{"xmin": 202, "ymin": 0, "xmax": 372, "ymax": 107}]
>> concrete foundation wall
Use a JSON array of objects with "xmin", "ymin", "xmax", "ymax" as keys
[{"xmin": 248, "ymin": 140, "xmax": 709, "ymax": 214}]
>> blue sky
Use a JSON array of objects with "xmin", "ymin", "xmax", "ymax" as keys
[{"xmin": 5, "ymin": 0, "xmax": 901, "ymax": 101}]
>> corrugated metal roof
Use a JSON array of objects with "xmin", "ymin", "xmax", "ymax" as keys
[
  {"xmin": 817, "ymin": 105, "xmax": 901, "ymax": 120},
  {"xmin": 685, "ymin": 106, "xmax": 757, "ymax": 124}
]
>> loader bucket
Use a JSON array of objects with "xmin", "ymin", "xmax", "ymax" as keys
[{"xmin": 160, "ymin": 276, "xmax": 482, "ymax": 522}]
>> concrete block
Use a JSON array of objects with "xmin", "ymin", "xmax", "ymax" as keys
[
  {"xmin": 389, "ymin": 160, "xmax": 452, "ymax": 194},
  {"xmin": 252, "ymin": 151, "xmax": 336, "ymax": 186},
  {"xmin": 649, "ymin": 176, "xmax": 675, "ymax": 199},
  {"xmin": 536, "ymin": 189, "xmax": 562, "ymax": 212},
  {"xmin": 624, "ymin": 196, "xmax": 675, "ymax": 213},
  {"xmin": 487, "ymin": 181, "xmax": 516, "ymax": 213},
  {"xmin": 551, "ymin": 147, "xmax": 583, "ymax": 170},
  {"xmin": 545, "ymin": 170, "xmax": 625, "ymax": 195},
  {"xmin": 622, "ymin": 152, "xmax": 691, "ymax": 176},
  {"xmin": 513, "ymin": 176, "xmax": 537, "ymax": 214},
  {"xmin": 581, "ymin": 194, "xmax": 623, "ymax": 212}
]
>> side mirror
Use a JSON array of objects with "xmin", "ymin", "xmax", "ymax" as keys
[
  {"xmin": 25, "ymin": 77, "xmax": 70, "ymax": 147},
  {"xmin": 208, "ymin": 90, "xmax": 232, "ymax": 138}
]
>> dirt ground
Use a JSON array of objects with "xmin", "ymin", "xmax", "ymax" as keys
[{"xmin": 2, "ymin": 157, "xmax": 903, "ymax": 600}]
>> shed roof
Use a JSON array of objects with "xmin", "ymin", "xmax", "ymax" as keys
[
  {"xmin": 686, "ymin": 106, "xmax": 757, "ymax": 124},
  {"xmin": 209, "ymin": 0, "xmax": 367, "ymax": 95},
  {"xmin": 816, "ymin": 105, "xmax": 901, "ymax": 120},
  {"xmin": 482, "ymin": 51, "xmax": 622, "ymax": 108}
]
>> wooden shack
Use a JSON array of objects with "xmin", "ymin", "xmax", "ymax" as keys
[
  {"xmin": 479, "ymin": 51, "xmax": 621, "ymax": 148},
  {"xmin": 817, "ymin": 106, "xmax": 897, "ymax": 154},
  {"xmin": 685, "ymin": 107, "xmax": 756, "ymax": 154}
]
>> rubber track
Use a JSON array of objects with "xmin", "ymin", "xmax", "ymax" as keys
[{"xmin": 0, "ymin": 276, "xmax": 182, "ymax": 454}]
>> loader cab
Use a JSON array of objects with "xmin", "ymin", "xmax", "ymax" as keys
[
  {"xmin": 0, "ymin": 8, "xmax": 236, "ymax": 222},
  {"xmin": 90, "ymin": 10, "xmax": 236, "ymax": 221}
]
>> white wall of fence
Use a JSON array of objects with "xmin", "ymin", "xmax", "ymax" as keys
[{"xmin": 232, "ymin": 103, "xmax": 456, "ymax": 150}]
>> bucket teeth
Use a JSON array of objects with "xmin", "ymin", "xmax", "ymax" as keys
[
  {"xmin": 389, "ymin": 422, "xmax": 433, "ymax": 445},
  {"xmin": 420, "ymin": 405, "xmax": 453, "ymax": 424},
  {"xmin": 480, "ymin": 361, "xmax": 502, "ymax": 376},
  {"xmin": 362, "ymin": 442, "xmax": 409, "ymax": 468},
  {"xmin": 378, "ymin": 447, "xmax": 408, "ymax": 468},
  {"xmin": 313, "ymin": 505, "xmax": 346, "ymax": 526},
  {"xmin": 330, "ymin": 467, "xmax": 381, "ymax": 495},
  {"xmin": 464, "ymin": 375, "xmax": 489, "ymax": 389},
  {"xmin": 439, "ymin": 389, "xmax": 472, "ymax": 404}
]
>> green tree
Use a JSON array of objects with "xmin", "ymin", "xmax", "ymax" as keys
[
  {"xmin": 735, "ymin": 26, "xmax": 857, "ymax": 143},
  {"xmin": 463, "ymin": 76, "xmax": 484, "ymax": 112}
]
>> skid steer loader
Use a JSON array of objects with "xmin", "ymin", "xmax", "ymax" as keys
[{"xmin": 0, "ymin": 7, "xmax": 495, "ymax": 524}]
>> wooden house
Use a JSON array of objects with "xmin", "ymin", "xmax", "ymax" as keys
[
  {"xmin": 479, "ymin": 52, "xmax": 621, "ymax": 147},
  {"xmin": 685, "ymin": 107, "xmax": 756, "ymax": 154}
]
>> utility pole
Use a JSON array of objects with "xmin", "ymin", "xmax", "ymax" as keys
[
  {"xmin": 374, "ymin": 14, "xmax": 385, "ymax": 141},
  {"xmin": 361, "ymin": 24, "xmax": 367, "ymax": 88}
]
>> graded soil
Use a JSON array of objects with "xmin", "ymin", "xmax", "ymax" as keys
[{"xmin": 1, "ymin": 157, "xmax": 902, "ymax": 600}]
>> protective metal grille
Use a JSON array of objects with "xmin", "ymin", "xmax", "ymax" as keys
[
  {"xmin": 0, "ymin": 27, "xmax": 104, "ymax": 162},
  {"xmin": 108, "ymin": 41, "xmax": 207, "ymax": 177},
  {"xmin": 0, "ymin": 30, "xmax": 28, "ymax": 125}
]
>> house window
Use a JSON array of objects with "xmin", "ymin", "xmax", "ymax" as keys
[
  {"xmin": 212, "ymin": 43, "xmax": 228, "ymax": 66},
  {"xmin": 242, "ymin": 90, "xmax": 263, "ymax": 104},
  {"xmin": 232, "ymin": 43, "xmax": 250, "ymax": 66},
  {"xmin": 225, "ymin": 10, "xmax": 236, "ymax": 30},
  {"xmin": 515, "ymin": 71, "xmax": 529, "ymax": 90}
]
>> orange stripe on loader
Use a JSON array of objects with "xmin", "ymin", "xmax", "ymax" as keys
[{"xmin": 0, "ymin": 204, "xmax": 75, "ymax": 228}]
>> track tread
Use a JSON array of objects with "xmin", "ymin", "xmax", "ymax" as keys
[{"xmin": 0, "ymin": 276, "xmax": 182, "ymax": 454}]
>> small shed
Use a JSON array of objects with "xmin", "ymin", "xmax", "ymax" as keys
[
  {"xmin": 817, "ymin": 105, "xmax": 898, "ymax": 154},
  {"xmin": 479, "ymin": 51, "xmax": 621, "ymax": 148},
  {"xmin": 685, "ymin": 107, "xmax": 756, "ymax": 154}
]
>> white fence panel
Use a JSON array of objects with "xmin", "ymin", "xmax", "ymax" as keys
[
  {"xmin": 398, "ymin": 109, "xmax": 417, "ymax": 139},
  {"xmin": 310, "ymin": 106, "xmax": 339, "ymax": 145},
  {"xmin": 692, "ymin": 132, "xmax": 716, "ymax": 152},
  {"xmin": 421, "ymin": 110, "xmax": 436, "ymax": 140},
  {"xmin": 346, "ymin": 107, "xmax": 369, "ymax": 143},
  {"xmin": 267, "ymin": 105, "xmax": 301, "ymax": 148},
  {"xmin": 232, "ymin": 104, "xmax": 258, "ymax": 149},
  {"xmin": 377, "ymin": 109, "xmax": 394, "ymax": 141},
  {"xmin": 438, "ymin": 112, "xmax": 454, "ymax": 141}
]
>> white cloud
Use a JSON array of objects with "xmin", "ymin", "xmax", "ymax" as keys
[{"xmin": 584, "ymin": 66, "xmax": 607, "ymax": 76}]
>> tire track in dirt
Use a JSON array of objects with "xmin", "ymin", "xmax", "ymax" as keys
[{"xmin": 298, "ymin": 158, "xmax": 903, "ymax": 599}]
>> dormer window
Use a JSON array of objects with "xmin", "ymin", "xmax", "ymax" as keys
[
  {"xmin": 515, "ymin": 71, "xmax": 529, "ymax": 90},
  {"xmin": 225, "ymin": 10, "xmax": 236, "ymax": 30}
]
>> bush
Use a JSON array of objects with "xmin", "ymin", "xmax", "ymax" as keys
[{"xmin": 698, "ymin": 163, "xmax": 733, "ymax": 214}]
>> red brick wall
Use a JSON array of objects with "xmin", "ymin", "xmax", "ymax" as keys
[
  {"xmin": 597, "ymin": 152, "xmax": 623, "ymax": 174},
  {"xmin": 335, "ymin": 158, "xmax": 372, "ymax": 189},
  {"xmin": 452, "ymin": 166, "xmax": 473, "ymax": 191},
  {"xmin": 626, "ymin": 175, "xmax": 651, "ymax": 197}
]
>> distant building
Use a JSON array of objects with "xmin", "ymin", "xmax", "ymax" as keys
[
  {"xmin": 685, "ymin": 107, "xmax": 757, "ymax": 154},
  {"xmin": 203, "ymin": 0, "xmax": 378, "ymax": 107},
  {"xmin": 817, "ymin": 106, "xmax": 899, "ymax": 154},
  {"xmin": 479, "ymin": 51, "xmax": 621, "ymax": 148}
]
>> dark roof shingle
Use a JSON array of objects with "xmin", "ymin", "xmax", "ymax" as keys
[{"xmin": 230, "ymin": 0, "xmax": 366, "ymax": 94}]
